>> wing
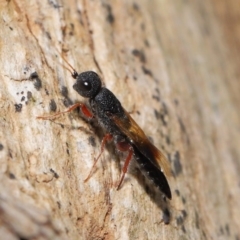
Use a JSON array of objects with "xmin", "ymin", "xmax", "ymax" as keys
[{"xmin": 110, "ymin": 108, "xmax": 171, "ymax": 177}]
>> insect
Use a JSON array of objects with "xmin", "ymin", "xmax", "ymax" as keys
[{"xmin": 38, "ymin": 60, "xmax": 172, "ymax": 200}]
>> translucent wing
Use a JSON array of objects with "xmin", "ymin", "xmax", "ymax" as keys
[{"xmin": 110, "ymin": 109, "xmax": 171, "ymax": 177}]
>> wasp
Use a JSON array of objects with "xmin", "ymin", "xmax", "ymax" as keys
[{"xmin": 38, "ymin": 60, "xmax": 172, "ymax": 200}]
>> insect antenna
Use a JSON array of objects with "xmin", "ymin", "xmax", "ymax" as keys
[{"xmin": 56, "ymin": 48, "xmax": 78, "ymax": 79}]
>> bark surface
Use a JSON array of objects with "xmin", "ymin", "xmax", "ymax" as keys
[{"xmin": 0, "ymin": 0, "xmax": 239, "ymax": 239}]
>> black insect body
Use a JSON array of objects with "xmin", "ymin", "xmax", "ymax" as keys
[
  {"xmin": 73, "ymin": 71, "xmax": 171, "ymax": 199},
  {"xmin": 39, "ymin": 70, "xmax": 172, "ymax": 199}
]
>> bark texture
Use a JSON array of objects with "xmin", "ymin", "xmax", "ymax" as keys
[{"xmin": 0, "ymin": 0, "xmax": 240, "ymax": 239}]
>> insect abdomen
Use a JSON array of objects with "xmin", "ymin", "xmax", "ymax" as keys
[{"xmin": 133, "ymin": 146, "xmax": 172, "ymax": 199}]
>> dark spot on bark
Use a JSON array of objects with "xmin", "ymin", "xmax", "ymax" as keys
[
  {"xmin": 33, "ymin": 77, "xmax": 42, "ymax": 90},
  {"xmin": 9, "ymin": 173, "xmax": 16, "ymax": 179},
  {"xmin": 45, "ymin": 88, "xmax": 49, "ymax": 95},
  {"xmin": 181, "ymin": 225, "xmax": 186, "ymax": 233},
  {"xmin": 9, "ymin": 150, "xmax": 13, "ymax": 158},
  {"xmin": 69, "ymin": 23, "xmax": 75, "ymax": 36},
  {"xmin": 66, "ymin": 142, "xmax": 70, "ymax": 155},
  {"xmin": 181, "ymin": 210, "xmax": 187, "ymax": 219},
  {"xmin": 107, "ymin": 13, "xmax": 114, "ymax": 24},
  {"xmin": 132, "ymin": 49, "xmax": 146, "ymax": 63},
  {"xmin": 61, "ymin": 86, "xmax": 68, "ymax": 97},
  {"xmin": 174, "ymin": 99, "xmax": 179, "ymax": 105},
  {"xmin": 27, "ymin": 91, "xmax": 32, "ymax": 100},
  {"xmin": 144, "ymin": 39, "xmax": 149, "ymax": 47},
  {"xmin": 0, "ymin": 143, "xmax": 3, "ymax": 151},
  {"xmin": 104, "ymin": 4, "xmax": 114, "ymax": 24},
  {"xmin": 21, "ymin": 91, "xmax": 24, "ymax": 95},
  {"xmin": 21, "ymin": 96, "xmax": 25, "ymax": 102},
  {"xmin": 154, "ymin": 102, "xmax": 168, "ymax": 125},
  {"xmin": 61, "ymin": 87, "xmax": 73, "ymax": 106},
  {"xmin": 45, "ymin": 31, "xmax": 51, "ymax": 39},
  {"xmin": 178, "ymin": 117, "xmax": 186, "ymax": 133},
  {"xmin": 48, "ymin": 0, "xmax": 62, "ymax": 8},
  {"xmin": 165, "ymin": 135, "xmax": 171, "ymax": 145},
  {"xmin": 30, "ymin": 72, "xmax": 39, "ymax": 79},
  {"xmin": 154, "ymin": 109, "xmax": 167, "ymax": 126},
  {"xmin": 57, "ymin": 201, "xmax": 61, "ymax": 209},
  {"xmin": 88, "ymin": 136, "xmax": 96, "ymax": 147},
  {"xmin": 161, "ymin": 101, "xmax": 168, "ymax": 115},
  {"xmin": 141, "ymin": 66, "xmax": 152, "ymax": 77},
  {"xmin": 154, "ymin": 109, "xmax": 160, "ymax": 119},
  {"xmin": 152, "ymin": 88, "xmax": 161, "ymax": 102},
  {"xmin": 220, "ymin": 226, "xmax": 224, "ymax": 235},
  {"xmin": 133, "ymin": 3, "xmax": 139, "ymax": 11},
  {"xmin": 30, "ymin": 72, "xmax": 42, "ymax": 91},
  {"xmin": 63, "ymin": 98, "xmax": 73, "ymax": 107},
  {"xmin": 176, "ymin": 215, "xmax": 184, "ymax": 226},
  {"xmin": 49, "ymin": 99, "xmax": 57, "ymax": 112},
  {"xmin": 34, "ymin": 80, "xmax": 42, "ymax": 90},
  {"xmin": 178, "ymin": 116, "xmax": 190, "ymax": 145},
  {"xmin": 182, "ymin": 196, "xmax": 186, "ymax": 204},
  {"xmin": 152, "ymin": 95, "xmax": 160, "ymax": 102},
  {"xmin": 50, "ymin": 168, "xmax": 59, "ymax": 178},
  {"xmin": 173, "ymin": 151, "xmax": 182, "ymax": 176},
  {"xmin": 9, "ymin": 26, "xmax": 13, "ymax": 30},
  {"xmin": 62, "ymin": 25, "xmax": 67, "ymax": 37},
  {"xmin": 225, "ymin": 224, "xmax": 230, "ymax": 236},
  {"xmin": 175, "ymin": 189, "xmax": 180, "ymax": 196},
  {"xmin": 162, "ymin": 208, "xmax": 170, "ymax": 224},
  {"xmin": 15, "ymin": 103, "xmax": 22, "ymax": 112}
]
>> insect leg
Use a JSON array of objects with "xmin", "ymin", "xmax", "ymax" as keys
[
  {"xmin": 37, "ymin": 103, "xmax": 93, "ymax": 120},
  {"xmin": 84, "ymin": 133, "xmax": 113, "ymax": 182},
  {"xmin": 115, "ymin": 142, "xmax": 134, "ymax": 190}
]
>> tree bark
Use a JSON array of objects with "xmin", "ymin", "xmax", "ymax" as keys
[{"xmin": 0, "ymin": 0, "xmax": 240, "ymax": 239}]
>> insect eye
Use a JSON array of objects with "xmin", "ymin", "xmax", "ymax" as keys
[
  {"xmin": 73, "ymin": 71, "xmax": 102, "ymax": 98},
  {"xmin": 80, "ymin": 80, "xmax": 92, "ymax": 91}
]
